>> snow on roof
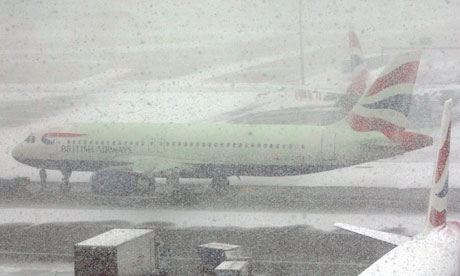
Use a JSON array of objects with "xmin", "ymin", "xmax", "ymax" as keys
[
  {"xmin": 198, "ymin": 242, "xmax": 240, "ymax": 251},
  {"xmin": 76, "ymin": 229, "xmax": 153, "ymax": 247},
  {"xmin": 215, "ymin": 261, "xmax": 249, "ymax": 271}
]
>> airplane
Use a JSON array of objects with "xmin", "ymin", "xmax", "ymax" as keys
[
  {"xmin": 334, "ymin": 99, "xmax": 458, "ymax": 275},
  {"xmin": 11, "ymin": 51, "xmax": 432, "ymax": 197}
]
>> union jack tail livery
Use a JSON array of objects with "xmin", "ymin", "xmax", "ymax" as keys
[
  {"xmin": 423, "ymin": 99, "xmax": 452, "ymax": 235},
  {"xmin": 346, "ymin": 31, "xmax": 368, "ymax": 98},
  {"xmin": 346, "ymin": 51, "xmax": 432, "ymax": 151}
]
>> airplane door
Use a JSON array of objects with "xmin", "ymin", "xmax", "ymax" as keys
[{"xmin": 321, "ymin": 131, "xmax": 336, "ymax": 160}]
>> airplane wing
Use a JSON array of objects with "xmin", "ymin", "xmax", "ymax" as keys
[{"xmin": 334, "ymin": 222, "xmax": 411, "ymax": 246}]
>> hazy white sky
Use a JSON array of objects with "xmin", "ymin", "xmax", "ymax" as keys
[{"xmin": 1, "ymin": 0, "xmax": 459, "ymax": 38}]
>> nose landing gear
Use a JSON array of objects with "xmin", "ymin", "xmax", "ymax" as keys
[{"xmin": 39, "ymin": 168, "xmax": 47, "ymax": 192}]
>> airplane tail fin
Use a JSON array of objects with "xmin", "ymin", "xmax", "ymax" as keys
[
  {"xmin": 346, "ymin": 31, "xmax": 368, "ymax": 98},
  {"xmin": 336, "ymin": 31, "xmax": 369, "ymax": 110},
  {"xmin": 422, "ymin": 99, "xmax": 453, "ymax": 235},
  {"xmin": 345, "ymin": 51, "xmax": 433, "ymax": 151}
]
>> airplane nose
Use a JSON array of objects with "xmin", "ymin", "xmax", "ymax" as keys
[{"xmin": 12, "ymin": 143, "xmax": 23, "ymax": 162}]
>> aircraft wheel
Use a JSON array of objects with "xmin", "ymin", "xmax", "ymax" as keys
[
  {"xmin": 137, "ymin": 175, "xmax": 156, "ymax": 195},
  {"xmin": 39, "ymin": 168, "xmax": 47, "ymax": 191},
  {"xmin": 210, "ymin": 176, "xmax": 229, "ymax": 193},
  {"xmin": 60, "ymin": 179, "xmax": 71, "ymax": 194}
]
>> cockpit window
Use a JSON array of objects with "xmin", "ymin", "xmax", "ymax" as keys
[
  {"xmin": 41, "ymin": 135, "xmax": 55, "ymax": 145},
  {"xmin": 24, "ymin": 135, "xmax": 35, "ymax": 143}
]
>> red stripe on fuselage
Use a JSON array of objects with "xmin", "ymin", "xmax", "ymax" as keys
[
  {"xmin": 435, "ymin": 123, "xmax": 451, "ymax": 183},
  {"xmin": 365, "ymin": 61, "xmax": 419, "ymax": 97}
]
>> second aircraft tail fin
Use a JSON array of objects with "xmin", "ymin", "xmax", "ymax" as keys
[
  {"xmin": 336, "ymin": 31, "xmax": 369, "ymax": 110},
  {"xmin": 346, "ymin": 31, "xmax": 369, "ymax": 98}
]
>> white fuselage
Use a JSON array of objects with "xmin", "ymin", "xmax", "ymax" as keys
[{"xmin": 360, "ymin": 222, "xmax": 460, "ymax": 276}]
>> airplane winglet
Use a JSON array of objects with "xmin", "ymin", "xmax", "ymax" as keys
[
  {"xmin": 423, "ymin": 98, "xmax": 453, "ymax": 235},
  {"xmin": 334, "ymin": 222, "xmax": 410, "ymax": 246}
]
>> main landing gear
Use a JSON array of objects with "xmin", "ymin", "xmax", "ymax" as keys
[
  {"xmin": 60, "ymin": 168, "xmax": 72, "ymax": 194},
  {"xmin": 166, "ymin": 173, "xmax": 181, "ymax": 202},
  {"xmin": 136, "ymin": 175, "xmax": 156, "ymax": 195},
  {"xmin": 210, "ymin": 176, "xmax": 230, "ymax": 193}
]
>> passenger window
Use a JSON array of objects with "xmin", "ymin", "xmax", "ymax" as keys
[
  {"xmin": 73, "ymin": 140, "xmax": 76, "ymax": 144},
  {"xmin": 301, "ymin": 145, "xmax": 305, "ymax": 149},
  {"xmin": 184, "ymin": 142, "xmax": 187, "ymax": 147},
  {"xmin": 245, "ymin": 144, "xmax": 249, "ymax": 148},
  {"xmin": 263, "ymin": 144, "xmax": 267, "ymax": 148},
  {"xmin": 84, "ymin": 140, "xmax": 87, "ymax": 145},
  {"xmin": 78, "ymin": 140, "xmax": 81, "ymax": 144},
  {"xmin": 257, "ymin": 144, "xmax": 261, "ymax": 148},
  {"xmin": 220, "ymin": 143, "xmax": 224, "ymax": 147},
  {"xmin": 233, "ymin": 143, "xmax": 237, "ymax": 148},
  {"xmin": 202, "ymin": 143, "xmax": 206, "ymax": 147},
  {"xmin": 166, "ymin": 142, "xmax": 169, "ymax": 146},
  {"xmin": 67, "ymin": 140, "xmax": 70, "ymax": 144},
  {"xmin": 227, "ymin": 143, "xmax": 230, "ymax": 147},
  {"xmin": 178, "ymin": 142, "xmax": 181, "ymax": 146},
  {"xmin": 195, "ymin": 142, "xmax": 199, "ymax": 147},
  {"xmin": 129, "ymin": 141, "xmax": 133, "ymax": 145},
  {"xmin": 95, "ymin": 141, "xmax": 98, "ymax": 145},
  {"xmin": 172, "ymin": 142, "xmax": 175, "ymax": 146},
  {"xmin": 251, "ymin": 144, "xmax": 254, "ymax": 148},
  {"xmin": 289, "ymin": 144, "xmax": 292, "ymax": 149},
  {"xmin": 214, "ymin": 143, "xmax": 218, "ymax": 147},
  {"xmin": 135, "ymin": 142, "xmax": 139, "ymax": 146},
  {"xmin": 276, "ymin": 144, "xmax": 279, "ymax": 149},
  {"xmin": 270, "ymin": 144, "xmax": 273, "ymax": 148},
  {"xmin": 238, "ymin": 143, "xmax": 242, "ymax": 148},
  {"xmin": 112, "ymin": 141, "xmax": 116, "ymax": 145},
  {"xmin": 282, "ymin": 144, "xmax": 285, "ymax": 149}
]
